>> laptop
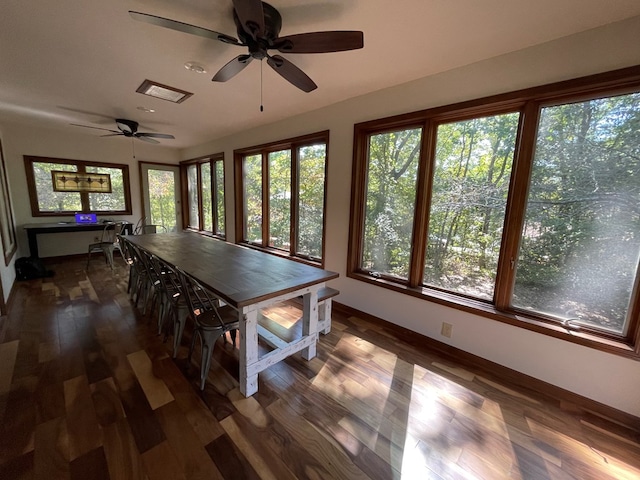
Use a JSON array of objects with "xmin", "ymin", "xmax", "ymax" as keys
[{"xmin": 75, "ymin": 213, "xmax": 98, "ymax": 224}]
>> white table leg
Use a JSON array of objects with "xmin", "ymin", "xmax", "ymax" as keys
[
  {"xmin": 320, "ymin": 299, "xmax": 332, "ymax": 334},
  {"xmin": 301, "ymin": 290, "xmax": 319, "ymax": 360},
  {"xmin": 239, "ymin": 308, "xmax": 259, "ymax": 396}
]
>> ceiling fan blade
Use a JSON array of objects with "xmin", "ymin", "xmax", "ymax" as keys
[
  {"xmin": 274, "ymin": 31, "xmax": 364, "ymax": 53},
  {"xmin": 212, "ymin": 55, "xmax": 253, "ymax": 82},
  {"xmin": 137, "ymin": 133, "xmax": 175, "ymax": 140},
  {"xmin": 129, "ymin": 11, "xmax": 241, "ymax": 45},
  {"xmin": 100, "ymin": 134, "xmax": 124, "ymax": 137},
  {"xmin": 71, "ymin": 124, "xmax": 120, "ymax": 134},
  {"xmin": 267, "ymin": 55, "xmax": 317, "ymax": 93},
  {"xmin": 231, "ymin": 0, "xmax": 264, "ymax": 38},
  {"xmin": 137, "ymin": 136, "xmax": 160, "ymax": 144}
]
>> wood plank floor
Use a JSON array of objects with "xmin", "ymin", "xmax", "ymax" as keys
[{"xmin": 0, "ymin": 255, "xmax": 639, "ymax": 479}]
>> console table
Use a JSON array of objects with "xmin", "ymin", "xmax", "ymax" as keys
[{"xmin": 23, "ymin": 222, "xmax": 132, "ymax": 258}]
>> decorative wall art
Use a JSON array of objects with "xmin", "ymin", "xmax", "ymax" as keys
[
  {"xmin": 51, "ymin": 170, "xmax": 112, "ymax": 193},
  {"xmin": 0, "ymin": 138, "xmax": 17, "ymax": 266}
]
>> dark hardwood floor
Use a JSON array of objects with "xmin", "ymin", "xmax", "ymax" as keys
[{"xmin": 0, "ymin": 255, "xmax": 639, "ymax": 479}]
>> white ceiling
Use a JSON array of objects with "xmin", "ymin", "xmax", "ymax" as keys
[{"xmin": 2, "ymin": 0, "xmax": 640, "ymax": 150}]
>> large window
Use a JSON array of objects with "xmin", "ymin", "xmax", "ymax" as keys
[
  {"xmin": 181, "ymin": 153, "xmax": 225, "ymax": 237},
  {"xmin": 234, "ymin": 131, "xmax": 328, "ymax": 264},
  {"xmin": 24, "ymin": 156, "xmax": 132, "ymax": 216},
  {"xmin": 349, "ymin": 66, "xmax": 640, "ymax": 355}
]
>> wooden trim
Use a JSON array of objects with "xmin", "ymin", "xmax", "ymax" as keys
[
  {"xmin": 332, "ymin": 301, "xmax": 640, "ymax": 431},
  {"xmin": 23, "ymin": 155, "xmax": 132, "ymax": 216},
  {"xmin": 290, "ymin": 146, "xmax": 299, "ymax": 256},
  {"xmin": 408, "ymin": 120, "xmax": 434, "ymax": 288},
  {"xmin": 234, "ymin": 131, "xmax": 330, "ymax": 157},
  {"xmin": 179, "ymin": 153, "xmax": 225, "ymax": 237},
  {"xmin": 354, "ymin": 65, "xmax": 640, "ymax": 132},
  {"xmin": 233, "ymin": 150, "xmax": 244, "ymax": 242},
  {"xmin": 319, "ymin": 136, "xmax": 329, "ymax": 268},
  {"xmin": 348, "ymin": 65, "xmax": 640, "ymax": 355},
  {"xmin": 262, "ymin": 152, "xmax": 269, "ymax": 248},
  {"xmin": 234, "ymin": 130, "xmax": 330, "ymax": 266},
  {"xmin": 494, "ymin": 101, "xmax": 540, "ymax": 308}
]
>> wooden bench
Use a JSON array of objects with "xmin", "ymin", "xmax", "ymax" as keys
[{"xmin": 292, "ymin": 286, "xmax": 339, "ymax": 334}]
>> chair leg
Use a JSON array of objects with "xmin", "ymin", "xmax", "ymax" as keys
[
  {"xmin": 199, "ymin": 341, "xmax": 212, "ymax": 390},
  {"xmin": 188, "ymin": 329, "xmax": 199, "ymax": 365},
  {"xmin": 105, "ymin": 246, "xmax": 115, "ymax": 270},
  {"xmin": 172, "ymin": 309, "xmax": 188, "ymax": 358},
  {"xmin": 198, "ymin": 330, "xmax": 223, "ymax": 390}
]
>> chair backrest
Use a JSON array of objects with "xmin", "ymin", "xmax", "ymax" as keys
[
  {"xmin": 128, "ymin": 243, "xmax": 154, "ymax": 282},
  {"xmin": 133, "ymin": 217, "xmax": 147, "ymax": 235},
  {"xmin": 149, "ymin": 254, "xmax": 182, "ymax": 300},
  {"xmin": 175, "ymin": 267, "xmax": 227, "ymax": 328},
  {"xmin": 119, "ymin": 236, "xmax": 134, "ymax": 265},
  {"xmin": 100, "ymin": 221, "xmax": 126, "ymax": 244},
  {"xmin": 140, "ymin": 224, "xmax": 168, "ymax": 234}
]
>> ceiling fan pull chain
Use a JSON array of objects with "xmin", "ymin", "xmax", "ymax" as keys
[
  {"xmin": 260, "ymin": 60, "xmax": 264, "ymax": 112},
  {"xmin": 132, "ymin": 138, "xmax": 136, "ymax": 159}
]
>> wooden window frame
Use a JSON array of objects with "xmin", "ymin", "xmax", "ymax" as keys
[
  {"xmin": 180, "ymin": 153, "xmax": 225, "ymax": 239},
  {"xmin": 348, "ymin": 65, "xmax": 640, "ymax": 358},
  {"xmin": 234, "ymin": 131, "xmax": 329, "ymax": 267},
  {"xmin": 24, "ymin": 155, "xmax": 132, "ymax": 217}
]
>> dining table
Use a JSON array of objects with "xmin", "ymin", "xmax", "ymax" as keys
[{"xmin": 123, "ymin": 232, "xmax": 339, "ymax": 396}]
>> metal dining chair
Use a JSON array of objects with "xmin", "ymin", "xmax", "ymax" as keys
[
  {"xmin": 148, "ymin": 255, "xmax": 190, "ymax": 357},
  {"xmin": 139, "ymin": 224, "xmax": 168, "ymax": 234},
  {"xmin": 176, "ymin": 266, "xmax": 240, "ymax": 390},
  {"xmin": 86, "ymin": 221, "xmax": 126, "ymax": 270}
]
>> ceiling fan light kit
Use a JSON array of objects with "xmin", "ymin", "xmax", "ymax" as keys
[
  {"xmin": 129, "ymin": 0, "xmax": 364, "ymax": 93},
  {"xmin": 184, "ymin": 61, "xmax": 207, "ymax": 74}
]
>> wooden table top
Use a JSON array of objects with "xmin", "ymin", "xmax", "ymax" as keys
[
  {"xmin": 23, "ymin": 222, "xmax": 114, "ymax": 232},
  {"xmin": 123, "ymin": 233, "xmax": 338, "ymax": 308}
]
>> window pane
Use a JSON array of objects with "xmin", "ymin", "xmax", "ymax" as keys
[
  {"xmin": 362, "ymin": 128, "xmax": 421, "ymax": 278},
  {"xmin": 33, "ymin": 162, "xmax": 81, "ymax": 212},
  {"xmin": 297, "ymin": 144, "xmax": 326, "ymax": 259},
  {"xmin": 86, "ymin": 166, "xmax": 126, "ymax": 211},
  {"xmin": 514, "ymin": 93, "xmax": 640, "ymax": 334},
  {"xmin": 147, "ymin": 169, "xmax": 177, "ymax": 232},
  {"xmin": 215, "ymin": 160, "xmax": 225, "ymax": 236},
  {"xmin": 269, "ymin": 150, "xmax": 291, "ymax": 250},
  {"xmin": 244, "ymin": 154, "xmax": 262, "ymax": 243},
  {"xmin": 201, "ymin": 162, "xmax": 212, "ymax": 231},
  {"xmin": 424, "ymin": 113, "xmax": 518, "ymax": 300},
  {"xmin": 187, "ymin": 164, "xmax": 199, "ymax": 228}
]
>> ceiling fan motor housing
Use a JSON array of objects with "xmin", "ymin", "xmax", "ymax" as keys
[
  {"xmin": 115, "ymin": 118, "xmax": 139, "ymax": 135},
  {"xmin": 234, "ymin": 2, "xmax": 282, "ymax": 59}
]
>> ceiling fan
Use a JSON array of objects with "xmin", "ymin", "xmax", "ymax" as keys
[
  {"xmin": 71, "ymin": 118, "xmax": 175, "ymax": 144},
  {"xmin": 129, "ymin": 0, "xmax": 364, "ymax": 92}
]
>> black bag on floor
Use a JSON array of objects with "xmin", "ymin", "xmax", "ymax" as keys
[{"xmin": 15, "ymin": 256, "xmax": 54, "ymax": 280}]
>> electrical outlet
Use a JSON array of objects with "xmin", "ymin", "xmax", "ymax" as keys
[{"xmin": 441, "ymin": 322, "xmax": 453, "ymax": 338}]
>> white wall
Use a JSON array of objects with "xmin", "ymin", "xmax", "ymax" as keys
[
  {"xmin": 182, "ymin": 16, "xmax": 640, "ymax": 417},
  {"xmin": 0, "ymin": 123, "xmax": 180, "ymax": 266}
]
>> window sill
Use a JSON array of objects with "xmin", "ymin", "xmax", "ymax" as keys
[
  {"xmin": 185, "ymin": 228, "xmax": 225, "ymax": 241},
  {"xmin": 347, "ymin": 271, "xmax": 638, "ymax": 359},
  {"xmin": 238, "ymin": 242, "xmax": 323, "ymax": 268}
]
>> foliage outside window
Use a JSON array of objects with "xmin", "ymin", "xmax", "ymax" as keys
[
  {"xmin": 146, "ymin": 168, "xmax": 178, "ymax": 232},
  {"xmin": 349, "ymin": 67, "xmax": 640, "ymax": 355},
  {"xmin": 180, "ymin": 153, "xmax": 225, "ymax": 237},
  {"xmin": 24, "ymin": 156, "xmax": 131, "ymax": 216},
  {"xmin": 234, "ymin": 131, "xmax": 328, "ymax": 264}
]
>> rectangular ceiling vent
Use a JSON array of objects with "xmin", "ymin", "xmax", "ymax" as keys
[{"xmin": 136, "ymin": 79, "xmax": 193, "ymax": 104}]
